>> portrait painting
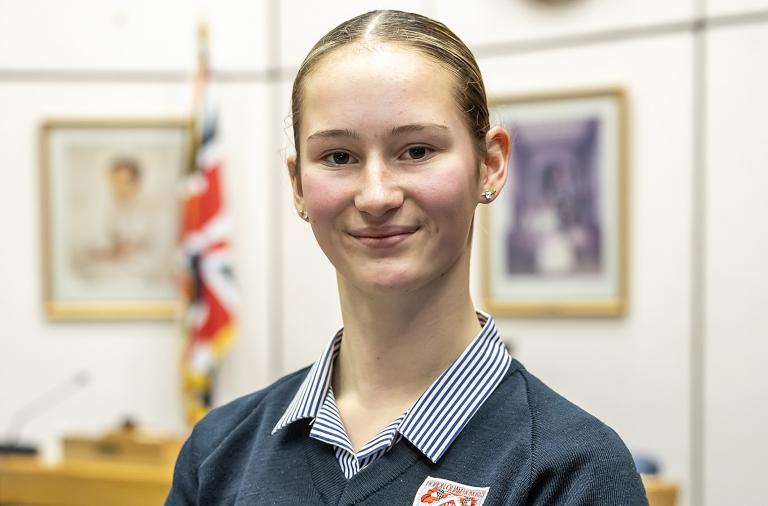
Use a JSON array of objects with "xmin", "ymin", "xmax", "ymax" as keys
[
  {"xmin": 41, "ymin": 119, "xmax": 191, "ymax": 319},
  {"xmin": 483, "ymin": 88, "xmax": 628, "ymax": 316}
]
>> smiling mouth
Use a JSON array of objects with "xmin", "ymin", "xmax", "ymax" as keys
[{"xmin": 349, "ymin": 226, "xmax": 419, "ymax": 248}]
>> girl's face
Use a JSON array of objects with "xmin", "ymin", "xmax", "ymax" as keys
[{"xmin": 289, "ymin": 44, "xmax": 506, "ymax": 295}]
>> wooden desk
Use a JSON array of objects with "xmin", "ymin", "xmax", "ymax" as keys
[
  {"xmin": 643, "ymin": 475, "xmax": 679, "ymax": 506},
  {"xmin": 1, "ymin": 456, "xmax": 677, "ymax": 506},
  {"xmin": 0, "ymin": 456, "xmax": 172, "ymax": 506}
]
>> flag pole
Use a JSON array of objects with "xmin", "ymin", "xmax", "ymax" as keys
[
  {"xmin": 180, "ymin": 21, "xmax": 210, "ymax": 427},
  {"xmin": 188, "ymin": 22, "xmax": 209, "ymax": 175},
  {"xmin": 180, "ymin": 21, "xmax": 237, "ymax": 426}
]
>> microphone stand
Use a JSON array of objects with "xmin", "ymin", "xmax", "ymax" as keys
[{"xmin": 0, "ymin": 371, "xmax": 89, "ymax": 456}]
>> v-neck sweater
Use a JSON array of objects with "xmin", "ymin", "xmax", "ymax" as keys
[
  {"xmin": 166, "ymin": 359, "xmax": 648, "ymax": 505},
  {"xmin": 272, "ymin": 312, "xmax": 512, "ymax": 479}
]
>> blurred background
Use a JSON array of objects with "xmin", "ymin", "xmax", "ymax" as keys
[{"xmin": 0, "ymin": 1, "xmax": 766, "ymax": 505}]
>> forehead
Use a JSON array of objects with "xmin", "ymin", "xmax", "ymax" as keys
[{"xmin": 299, "ymin": 44, "xmax": 465, "ymax": 139}]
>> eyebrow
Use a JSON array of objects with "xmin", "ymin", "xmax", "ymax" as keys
[
  {"xmin": 305, "ymin": 123, "xmax": 450, "ymax": 143},
  {"xmin": 389, "ymin": 123, "xmax": 449, "ymax": 136},
  {"xmin": 306, "ymin": 129, "xmax": 360, "ymax": 143}
]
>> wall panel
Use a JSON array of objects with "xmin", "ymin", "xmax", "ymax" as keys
[
  {"xmin": 704, "ymin": 23, "xmax": 768, "ymax": 506},
  {"xmin": 707, "ymin": 0, "xmax": 768, "ymax": 17},
  {"xmin": 434, "ymin": 0, "xmax": 693, "ymax": 49},
  {"xmin": 0, "ymin": 0, "xmax": 268, "ymax": 71}
]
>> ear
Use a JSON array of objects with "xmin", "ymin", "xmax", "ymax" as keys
[
  {"xmin": 286, "ymin": 154, "xmax": 306, "ymax": 218},
  {"xmin": 478, "ymin": 126, "xmax": 511, "ymax": 203}
]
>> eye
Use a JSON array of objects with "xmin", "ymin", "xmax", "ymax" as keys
[
  {"xmin": 401, "ymin": 145, "xmax": 434, "ymax": 161},
  {"xmin": 322, "ymin": 151, "xmax": 357, "ymax": 166}
]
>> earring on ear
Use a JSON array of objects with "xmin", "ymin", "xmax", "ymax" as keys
[
  {"xmin": 481, "ymin": 189, "xmax": 496, "ymax": 202},
  {"xmin": 299, "ymin": 208, "xmax": 309, "ymax": 222}
]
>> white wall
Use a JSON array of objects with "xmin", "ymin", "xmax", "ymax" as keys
[
  {"xmin": 0, "ymin": 0, "xmax": 269, "ymax": 71},
  {"xmin": 1, "ymin": 1, "xmax": 767, "ymax": 504},
  {"xmin": 433, "ymin": 0, "xmax": 693, "ymax": 46},
  {"xmin": 704, "ymin": 21, "xmax": 768, "ymax": 506}
]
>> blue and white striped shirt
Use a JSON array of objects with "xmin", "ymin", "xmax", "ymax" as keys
[{"xmin": 272, "ymin": 311, "xmax": 512, "ymax": 479}]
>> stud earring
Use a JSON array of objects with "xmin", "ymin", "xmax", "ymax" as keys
[
  {"xmin": 299, "ymin": 208, "xmax": 309, "ymax": 222},
  {"xmin": 481, "ymin": 189, "xmax": 496, "ymax": 202}
]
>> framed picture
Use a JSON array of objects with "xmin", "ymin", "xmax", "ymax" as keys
[
  {"xmin": 482, "ymin": 88, "xmax": 628, "ymax": 317},
  {"xmin": 40, "ymin": 119, "xmax": 191, "ymax": 319}
]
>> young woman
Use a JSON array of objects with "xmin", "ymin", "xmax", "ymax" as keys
[{"xmin": 166, "ymin": 10, "xmax": 647, "ymax": 505}]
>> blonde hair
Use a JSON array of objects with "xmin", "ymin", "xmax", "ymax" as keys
[{"xmin": 290, "ymin": 10, "xmax": 490, "ymax": 173}]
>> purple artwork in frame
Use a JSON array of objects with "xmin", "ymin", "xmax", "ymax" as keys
[
  {"xmin": 506, "ymin": 118, "xmax": 602, "ymax": 277},
  {"xmin": 482, "ymin": 88, "xmax": 628, "ymax": 317}
]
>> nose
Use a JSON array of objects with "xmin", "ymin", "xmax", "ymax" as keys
[{"xmin": 354, "ymin": 157, "xmax": 404, "ymax": 218}]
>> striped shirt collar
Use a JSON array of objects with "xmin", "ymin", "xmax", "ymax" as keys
[{"xmin": 272, "ymin": 311, "xmax": 511, "ymax": 463}]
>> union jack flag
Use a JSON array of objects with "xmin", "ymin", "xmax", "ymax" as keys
[{"xmin": 179, "ymin": 26, "xmax": 237, "ymax": 426}]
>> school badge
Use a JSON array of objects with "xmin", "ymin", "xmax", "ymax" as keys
[{"xmin": 413, "ymin": 476, "xmax": 490, "ymax": 506}]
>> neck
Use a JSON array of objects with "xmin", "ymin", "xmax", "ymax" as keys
[{"xmin": 332, "ymin": 254, "xmax": 481, "ymax": 411}]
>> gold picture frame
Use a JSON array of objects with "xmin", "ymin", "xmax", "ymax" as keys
[
  {"xmin": 40, "ymin": 119, "xmax": 192, "ymax": 320},
  {"xmin": 482, "ymin": 87, "xmax": 628, "ymax": 317}
]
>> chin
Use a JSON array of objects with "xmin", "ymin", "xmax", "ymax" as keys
[
  {"xmin": 359, "ymin": 277, "xmax": 414, "ymax": 295},
  {"xmin": 336, "ymin": 250, "xmax": 469, "ymax": 297},
  {"xmin": 352, "ymin": 268, "xmax": 439, "ymax": 296}
]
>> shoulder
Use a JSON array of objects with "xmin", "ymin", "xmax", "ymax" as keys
[
  {"xmin": 510, "ymin": 360, "xmax": 648, "ymax": 504},
  {"xmin": 512, "ymin": 360, "xmax": 618, "ymax": 446},
  {"xmin": 186, "ymin": 366, "xmax": 309, "ymax": 464}
]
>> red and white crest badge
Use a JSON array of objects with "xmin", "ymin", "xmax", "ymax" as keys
[{"xmin": 413, "ymin": 476, "xmax": 490, "ymax": 506}]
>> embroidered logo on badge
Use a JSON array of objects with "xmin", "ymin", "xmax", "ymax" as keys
[{"xmin": 413, "ymin": 476, "xmax": 490, "ymax": 506}]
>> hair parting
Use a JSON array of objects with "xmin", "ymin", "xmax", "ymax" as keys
[{"xmin": 290, "ymin": 10, "xmax": 490, "ymax": 178}]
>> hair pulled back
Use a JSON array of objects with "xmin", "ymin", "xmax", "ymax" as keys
[{"xmin": 290, "ymin": 10, "xmax": 490, "ymax": 172}]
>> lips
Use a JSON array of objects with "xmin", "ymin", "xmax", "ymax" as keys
[{"xmin": 348, "ymin": 225, "xmax": 419, "ymax": 248}]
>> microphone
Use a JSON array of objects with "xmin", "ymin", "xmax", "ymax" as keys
[{"xmin": 0, "ymin": 370, "xmax": 90, "ymax": 456}]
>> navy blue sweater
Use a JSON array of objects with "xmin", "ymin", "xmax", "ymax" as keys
[{"xmin": 166, "ymin": 359, "xmax": 648, "ymax": 505}]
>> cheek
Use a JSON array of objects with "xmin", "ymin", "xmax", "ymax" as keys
[
  {"xmin": 301, "ymin": 173, "xmax": 350, "ymax": 219},
  {"xmin": 413, "ymin": 167, "xmax": 478, "ymax": 224}
]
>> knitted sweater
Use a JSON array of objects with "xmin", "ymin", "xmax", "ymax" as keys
[{"xmin": 165, "ymin": 359, "xmax": 648, "ymax": 505}]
